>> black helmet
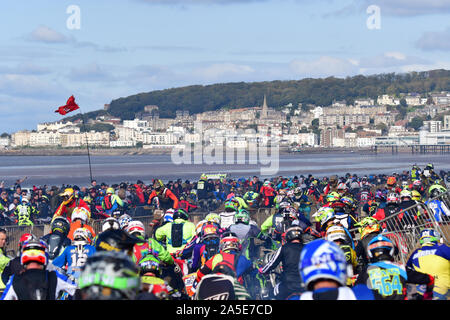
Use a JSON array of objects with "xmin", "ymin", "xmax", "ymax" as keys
[
  {"xmin": 173, "ymin": 208, "xmax": 189, "ymax": 220},
  {"xmin": 51, "ymin": 217, "xmax": 70, "ymax": 236},
  {"xmin": 284, "ymin": 226, "xmax": 303, "ymax": 243},
  {"xmin": 95, "ymin": 229, "xmax": 141, "ymax": 256},
  {"xmin": 78, "ymin": 251, "xmax": 140, "ymax": 300}
]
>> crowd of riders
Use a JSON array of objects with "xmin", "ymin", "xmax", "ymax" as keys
[{"xmin": 0, "ymin": 163, "xmax": 449, "ymax": 300}]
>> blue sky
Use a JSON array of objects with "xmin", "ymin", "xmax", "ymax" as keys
[{"xmin": 0, "ymin": 0, "xmax": 449, "ymax": 133}]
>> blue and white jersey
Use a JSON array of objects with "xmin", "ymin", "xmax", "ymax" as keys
[
  {"xmin": 425, "ymin": 199, "xmax": 450, "ymax": 222},
  {"xmin": 52, "ymin": 241, "xmax": 96, "ymax": 281}
]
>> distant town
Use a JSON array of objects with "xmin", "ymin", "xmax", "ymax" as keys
[{"xmin": 2, "ymin": 91, "xmax": 450, "ymax": 152}]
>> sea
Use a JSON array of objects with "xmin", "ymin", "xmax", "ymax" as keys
[{"xmin": 0, "ymin": 151, "xmax": 449, "ymax": 188}]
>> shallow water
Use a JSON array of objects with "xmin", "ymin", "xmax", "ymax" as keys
[{"xmin": 0, "ymin": 151, "xmax": 449, "ymax": 187}]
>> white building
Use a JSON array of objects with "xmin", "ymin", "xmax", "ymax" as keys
[
  {"xmin": 29, "ymin": 131, "xmax": 61, "ymax": 146},
  {"xmin": 123, "ymin": 119, "xmax": 149, "ymax": 130},
  {"xmin": 422, "ymin": 121, "xmax": 442, "ymax": 133},
  {"xmin": 405, "ymin": 94, "xmax": 422, "ymax": 106},
  {"xmin": 374, "ymin": 135, "xmax": 419, "ymax": 146},
  {"xmin": 0, "ymin": 137, "xmax": 10, "ymax": 148},
  {"xmin": 354, "ymin": 98, "xmax": 375, "ymax": 106},
  {"xmin": 12, "ymin": 131, "xmax": 31, "ymax": 146},
  {"xmin": 419, "ymin": 130, "xmax": 450, "ymax": 145},
  {"xmin": 60, "ymin": 131, "xmax": 110, "ymax": 147},
  {"xmin": 143, "ymin": 132, "xmax": 178, "ymax": 145},
  {"xmin": 444, "ymin": 115, "xmax": 450, "ymax": 131},
  {"xmin": 110, "ymin": 140, "xmax": 136, "ymax": 147},
  {"xmin": 37, "ymin": 121, "xmax": 75, "ymax": 132},
  {"xmin": 377, "ymin": 95, "xmax": 394, "ymax": 105}
]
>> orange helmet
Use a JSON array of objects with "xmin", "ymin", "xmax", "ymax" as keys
[{"xmin": 387, "ymin": 176, "xmax": 396, "ymax": 186}]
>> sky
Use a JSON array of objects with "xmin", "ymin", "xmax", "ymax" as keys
[{"xmin": 0, "ymin": 0, "xmax": 449, "ymax": 133}]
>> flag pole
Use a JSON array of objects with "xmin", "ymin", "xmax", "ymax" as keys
[
  {"xmin": 79, "ymin": 111, "xmax": 94, "ymax": 183},
  {"xmin": 55, "ymin": 95, "xmax": 93, "ymax": 183}
]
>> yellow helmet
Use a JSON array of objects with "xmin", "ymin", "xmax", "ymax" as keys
[
  {"xmin": 106, "ymin": 187, "xmax": 115, "ymax": 195},
  {"xmin": 411, "ymin": 190, "xmax": 421, "ymax": 201},
  {"xmin": 59, "ymin": 188, "xmax": 74, "ymax": 204}
]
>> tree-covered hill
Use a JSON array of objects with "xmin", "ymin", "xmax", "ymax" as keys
[{"xmin": 68, "ymin": 69, "xmax": 450, "ymax": 121}]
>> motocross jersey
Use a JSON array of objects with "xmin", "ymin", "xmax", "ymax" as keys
[
  {"xmin": 132, "ymin": 238, "xmax": 174, "ymax": 265},
  {"xmin": 406, "ymin": 243, "xmax": 450, "ymax": 300},
  {"xmin": 292, "ymin": 285, "xmax": 374, "ymax": 300},
  {"xmin": 355, "ymin": 260, "xmax": 432, "ymax": 300},
  {"xmin": 425, "ymin": 199, "xmax": 450, "ymax": 222},
  {"xmin": 52, "ymin": 242, "xmax": 96, "ymax": 280}
]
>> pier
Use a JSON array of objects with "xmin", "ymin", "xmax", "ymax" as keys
[{"xmin": 371, "ymin": 144, "xmax": 450, "ymax": 154}]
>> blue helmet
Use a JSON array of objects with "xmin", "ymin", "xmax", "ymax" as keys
[
  {"xmin": 299, "ymin": 239, "xmax": 348, "ymax": 290},
  {"xmin": 419, "ymin": 228, "xmax": 440, "ymax": 245},
  {"xmin": 367, "ymin": 234, "xmax": 395, "ymax": 261}
]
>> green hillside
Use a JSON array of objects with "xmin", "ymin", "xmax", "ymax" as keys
[{"xmin": 69, "ymin": 69, "xmax": 450, "ymax": 121}]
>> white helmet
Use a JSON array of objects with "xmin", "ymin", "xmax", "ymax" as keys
[
  {"xmin": 125, "ymin": 220, "xmax": 145, "ymax": 238},
  {"xmin": 73, "ymin": 227, "xmax": 93, "ymax": 244},
  {"xmin": 325, "ymin": 225, "xmax": 349, "ymax": 244},
  {"xmin": 71, "ymin": 207, "xmax": 90, "ymax": 223},
  {"xmin": 101, "ymin": 217, "xmax": 120, "ymax": 232}
]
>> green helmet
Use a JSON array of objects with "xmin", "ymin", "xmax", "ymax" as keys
[
  {"xmin": 224, "ymin": 199, "xmax": 239, "ymax": 212},
  {"xmin": 234, "ymin": 209, "xmax": 250, "ymax": 225},
  {"xmin": 326, "ymin": 192, "xmax": 340, "ymax": 203},
  {"xmin": 312, "ymin": 206, "xmax": 334, "ymax": 224},
  {"xmin": 429, "ymin": 184, "xmax": 447, "ymax": 198},
  {"xmin": 78, "ymin": 251, "xmax": 140, "ymax": 300},
  {"xmin": 138, "ymin": 254, "xmax": 161, "ymax": 277},
  {"xmin": 205, "ymin": 213, "xmax": 221, "ymax": 225}
]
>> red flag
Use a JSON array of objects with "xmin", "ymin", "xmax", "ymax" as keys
[{"xmin": 55, "ymin": 95, "xmax": 80, "ymax": 115}]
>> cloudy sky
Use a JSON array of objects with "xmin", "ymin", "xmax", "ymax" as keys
[{"xmin": 0, "ymin": 0, "xmax": 449, "ymax": 133}]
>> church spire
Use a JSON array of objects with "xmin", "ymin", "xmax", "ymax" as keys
[{"xmin": 261, "ymin": 94, "xmax": 268, "ymax": 119}]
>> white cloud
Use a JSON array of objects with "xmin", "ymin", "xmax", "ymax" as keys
[
  {"xmin": 137, "ymin": 0, "xmax": 270, "ymax": 5},
  {"xmin": 326, "ymin": 0, "xmax": 450, "ymax": 17},
  {"xmin": 415, "ymin": 27, "xmax": 450, "ymax": 51},
  {"xmin": 365, "ymin": 0, "xmax": 450, "ymax": 16},
  {"xmin": 70, "ymin": 63, "xmax": 116, "ymax": 82},
  {"xmin": 0, "ymin": 74, "xmax": 64, "ymax": 99},
  {"xmin": 289, "ymin": 56, "xmax": 359, "ymax": 78},
  {"xmin": 193, "ymin": 63, "xmax": 255, "ymax": 81},
  {"xmin": 28, "ymin": 25, "xmax": 68, "ymax": 43},
  {"xmin": 358, "ymin": 52, "xmax": 430, "ymax": 69}
]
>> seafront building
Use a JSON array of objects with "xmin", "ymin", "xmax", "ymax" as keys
[{"xmin": 5, "ymin": 91, "xmax": 450, "ymax": 151}]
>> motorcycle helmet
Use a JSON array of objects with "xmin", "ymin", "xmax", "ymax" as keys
[
  {"xmin": 51, "ymin": 217, "xmax": 70, "ymax": 236},
  {"xmin": 325, "ymin": 225, "xmax": 349, "ymax": 244},
  {"xmin": 20, "ymin": 240, "xmax": 49, "ymax": 267},
  {"xmin": 78, "ymin": 251, "xmax": 140, "ymax": 300},
  {"xmin": 125, "ymin": 220, "xmax": 146, "ymax": 239},
  {"xmin": 419, "ymin": 228, "xmax": 441, "ymax": 246},
  {"xmin": 233, "ymin": 209, "xmax": 250, "ymax": 225},
  {"xmin": 205, "ymin": 213, "xmax": 221, "ymax": 225},
  {"xmin": 173, "ymin": 208, "xmax": 189, "ymax": 221},
  {"xmin": 139, "ymin": 254, "xmax": 161, "ymax": 277},
  {"xmin": 224, "ymin": 199, "xmax": 239, "ymax": 212},
  {"xmin": 219, "ymin": 236, "xmax": 241, "ymax": 253},
  {"xmin": 73, "ymin": 227, "xmax": 94, "ymax": 244},
  {"xmin": 118, "ymin": 214, "xmax": 133, "ymax": 230},
  {"xmin": 71, "ymin": 207, "xmax": 91, "ymax": 223},
  {"xmin": 386, "ymin": 193, "xmax": 399, "ymax": 204},
  {"xmin": 101, "ymin": 217, "xmax": 120, "ymax": 232},
  {"xmin": 428, "ymin": 184, "xmax": 447, "ymax": 199},
  {"xmin": 357, "ymin": 217, "xmax": 381, "ymax": 240},
  {"xmin": 59, "ymin": 188, "xmax": 75, "ymax": 204},
  {"xmin": 284, "ymin": 226, "xmax": 303, "ymax": 243},
  {"xmin": 299, "ymin": 239, "xmax": 348, "ymax": 290},
  {"xmin": 95, "ymin": 229, "xmax": 141, "ymax": 256},
  {"xmin": 367, "ymin": 235, "xmax": 395, "ymax": 262}
]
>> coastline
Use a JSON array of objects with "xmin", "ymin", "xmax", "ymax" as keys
[{"xmin": 0, "ymin": 146, "xmax": 412, "ymax": 156}]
